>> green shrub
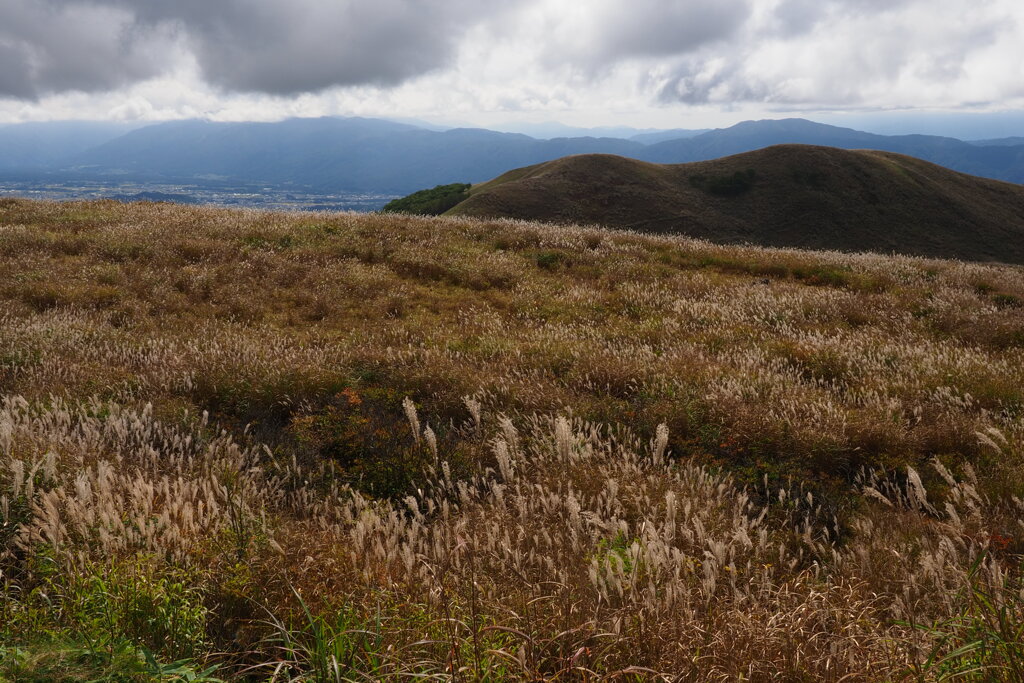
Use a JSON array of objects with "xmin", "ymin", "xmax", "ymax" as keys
[
  {"xmin": 535, "ymin": 250, "xmax": 569, "ymax": 270},
  {"xmin": 258, "ymin": 590, "xmax": 388, "ymax": 682},
  {"xmin": 0, "ymin": 642, "xmax": 222, "ymax": 682},
  {"xmin": 903, "ymin": 555, "xmax": 1024, "ymax": 681},
  {"xmin": 380, "ymin": 183, "xmax": 472, "ymax": 216},
  {"xmin": 0, "ymin": 557, "xmax": 215, "ymax": 682},
  {"xmin": 592, "ymin": 532, "xmax": 640, "ymax": 576},
  {"xmin": 59, "ymin": 560, "xmax": 210, "ymax": 661},
  {"xmin": 993, "ymin": 293, "xmax": 1023, "ymax": 309}
]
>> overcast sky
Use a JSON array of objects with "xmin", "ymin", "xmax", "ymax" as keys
[{"xmin": 1, "ymin": 0, "xmax": 1022, "ymax": 133}]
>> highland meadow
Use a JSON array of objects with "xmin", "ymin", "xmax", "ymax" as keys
[{"xmin": 1, "ymin": 197, "xmax": 1023, "ymax": 680}]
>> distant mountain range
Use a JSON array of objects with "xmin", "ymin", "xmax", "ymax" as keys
[
  {"xmin": 58, "ymin": 117, "xmax": 641, "ymax": 193},
  {"xmin": 636, "ymin": 119, "xmax": 1024, "ymax": 184},
  {"xmin": 0, "ymin": 120, "xmax": 144, "ymax": 170},
  {"xmin": 1, "ymin": 116, "xmax": 1023, "ymax": 196},
  {"xmin": 445, "ymin": 146, "xmax": 1024, "ymax": 265},
  {"xmin": 486, "ymin": 121, "xmax": 710, "ymax": 141}
]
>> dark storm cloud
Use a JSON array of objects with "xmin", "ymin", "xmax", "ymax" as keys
[
  {"xmin": 593, "ymin": 0, "xmax": 751, "ymax": 61},
  {"xmin": 123, "ymin": 0, "xmax": 504, "ymax": 95},
  {"xmin": 0, "ymin": 0, "xmax": 505, "ymax": 99},
  {"xmin": 0, "ymin": 1, "xmax": 169, "ymax": 99},
  {"xmin": 550, "ymin": 0, "xmax": 751, "ymax": 70},
  {"xmin": 0, "ymin": 42, "xmax": 36, "ymax": 99}
]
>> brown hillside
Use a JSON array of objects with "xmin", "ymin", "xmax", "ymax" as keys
[{"xmin": 446, "ymin": 145, "xmax": 1024, "ymax": 264}]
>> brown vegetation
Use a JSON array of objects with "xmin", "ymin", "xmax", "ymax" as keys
[
  {"xmin": 446, "ymin": 145, "xmax": 1024, "ymax": 264},
  {"xmin": 1, "ymin": 198, "xmax": 1023, "ymax": 680}
]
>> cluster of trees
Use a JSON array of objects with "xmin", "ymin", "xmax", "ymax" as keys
[{"xmin": 380, "ymin": 183, "xmax": 471, "ymax": 215}]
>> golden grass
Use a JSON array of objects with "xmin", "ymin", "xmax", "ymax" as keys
[{"xmin": 1, "ymin": 198, "xmax": 1023, "ymax": 680}]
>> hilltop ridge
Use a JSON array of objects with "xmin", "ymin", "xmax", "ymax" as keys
[{"xmin": 446, "ymin": 145, "xmax": 1024, "ymax": 264}]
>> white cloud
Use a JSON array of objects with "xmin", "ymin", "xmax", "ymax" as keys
[
  {"xmin": 651, "ymin": 0, "xmax": 1023, "ymax": 108},
  {"xmin": 0, "ymin": 0, "xmax": 1021, "ymax": 126}
]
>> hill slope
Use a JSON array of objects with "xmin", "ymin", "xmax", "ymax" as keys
[{"xmin": 446, "ymin": 145, "xmax": 1024, "ymax": 264}]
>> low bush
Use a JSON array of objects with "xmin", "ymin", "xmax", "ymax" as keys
[
  {"xmin": 288, "ymin": 388, "xmax": 433, "ymax": 499},
  {"xmin": 380, "ymin": 183, "xmax": 471, "ymax": 215}
]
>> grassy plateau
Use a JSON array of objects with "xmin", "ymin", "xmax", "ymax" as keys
[{"xmin": 1, "ymin": 197, "xmax": 1023, "ymax": 680}]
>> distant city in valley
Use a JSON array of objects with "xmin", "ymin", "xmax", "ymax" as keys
[{"xmin": 0, "ymin": 178, "xmax": 397, "ymax": 212}]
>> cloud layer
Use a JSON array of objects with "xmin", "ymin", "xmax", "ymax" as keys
[
  {"xmin": 0, "ymin": 0, "xmax": 1021, "ymax": 121},
  {"xmin": 126, "ymin": 0, "xmax": 503, "ymax": 95},
  {"xmin": 0, "ymin": 0, "xmax": 500, "ymax": 98},
  {"xmin": 651, "ymin": 0, "xmax": 1021, "ymax": 107},
  {"xmin": 535, "ymin": 0, "xmax": 751, "ymax": 70},
  {"xmin": 0, "ymin": 1, "xmax": 174, "ymax": 98}
]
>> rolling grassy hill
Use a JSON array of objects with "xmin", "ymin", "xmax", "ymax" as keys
[
  {"xmin": 446, "ymin": 145, "xmax": 1024, "ymax": 264},
  {"xmin": 1, "ymin": 198, "xmax": 1023, "ymax": 680}
]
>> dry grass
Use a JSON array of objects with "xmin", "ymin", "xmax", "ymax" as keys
[{"xmin": 1, "ymin": 198, "xmax": 1023, "ymax": 680}]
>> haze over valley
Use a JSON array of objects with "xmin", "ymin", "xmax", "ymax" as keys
[{"xmin": 4, "ymin": 114, "xmax": 1024, "ymax": 212}]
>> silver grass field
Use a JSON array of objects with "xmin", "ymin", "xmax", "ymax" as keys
[{"xmin": 1, "ymin": 198, "xmax": 1023, "ymax": 681}]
